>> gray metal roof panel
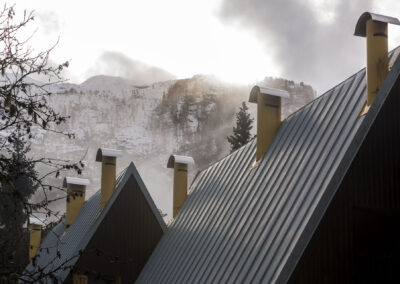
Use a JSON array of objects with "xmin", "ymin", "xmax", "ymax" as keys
[{"xmin": 137, "ymin": 48, "xmax": 400, "ymax": 283}]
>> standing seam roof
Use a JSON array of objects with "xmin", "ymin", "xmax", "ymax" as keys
[{"xmin": 137, "ymin": 49, "xmax": 400, "ymax": 283}]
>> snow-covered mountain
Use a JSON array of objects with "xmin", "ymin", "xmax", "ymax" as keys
[{"xmin": 31, "ymin": 74, "xmax": 316, "ymax": 221}]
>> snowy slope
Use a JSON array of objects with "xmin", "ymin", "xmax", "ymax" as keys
[{"xmin": 31, "ymin": 74, "xmax": 315, "ymax": 221}]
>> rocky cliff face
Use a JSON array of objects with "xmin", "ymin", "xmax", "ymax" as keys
[{"xmin": 32, "ymin": 75, "xmax": 315, "ymax": 220}]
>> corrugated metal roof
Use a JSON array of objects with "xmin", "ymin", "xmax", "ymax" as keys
[
  {"xmin": 23, "ymin": 162, "xmax": 166, "ymax": 282},
  {"xmin": 137, "ymin": 48, "xmax": 400, "ymax": 283}
]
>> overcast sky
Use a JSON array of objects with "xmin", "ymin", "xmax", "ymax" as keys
[{"xmin": 11, "ymin": 0, "xmax": 400, "ymax": 94}]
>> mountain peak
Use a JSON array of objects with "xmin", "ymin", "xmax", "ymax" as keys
[{"xmin": 80, "ymin": 75, "xmax": 135, "ymax": 92}]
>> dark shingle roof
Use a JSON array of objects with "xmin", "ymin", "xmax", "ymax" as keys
[
  {"xmin": 137, "ymin": 48, "xmax": 400, "ymax": 283},
  {"xmin": 23, "ymin": 162, "xmax": 166, "ymax": 282}
]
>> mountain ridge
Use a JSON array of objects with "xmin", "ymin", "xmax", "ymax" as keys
[{"xmin": 31, "ymin": 74, "xmax": 316, "ymax": 221}]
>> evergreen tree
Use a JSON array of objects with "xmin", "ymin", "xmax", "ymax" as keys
[
  {"xmin": 227, "ymin": 102, "xmax": 254, "ymax": 153},
  {"xmin": 0, "ymin": 131, "xmax": 37, "ymax": 277}
]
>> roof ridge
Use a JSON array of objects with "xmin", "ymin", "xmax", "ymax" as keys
[
  {"xmin": 136, "ymin": 44, "xmax": 400, "ymax": 283},
  {"xmin": 285, "ymin": 45, "xmax": 400, "ymax": 121}
]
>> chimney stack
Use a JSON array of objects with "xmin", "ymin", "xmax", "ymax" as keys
[
  {"xmin": 355, "ymin": 12, "xmax": 400, "ymax": 115},
  {"xmin": 63, "ymin": 177, "xmax": 90, "ymax": 229},
  {"xmin": 96, "ymin": 148, "xmax": 122, "ymax": 211},
  {"xmin": 249, "ymin": 86, "xmax": 289, "ymax": 163},
  {"xmin": 29, "ymin": 217, "xmax": 44, "ymax": 261},
  {"xmin": 167, "ymin": 155, "xmax": 194, "ymax": 218}
]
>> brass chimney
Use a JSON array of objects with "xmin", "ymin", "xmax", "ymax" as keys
[
  {"xmin": 249, "ymin": 86, "xmax": 289, "ymax": 163},
  {"xmin": 96, "ymin": 148, "xmax": 122, "ymax": 211},
  {"xmin": 167, "ymin": 155, "xmax": 194, "ymax": 218},
  {"xmin": 63, "ymin": 177, "xmax": 90, "ymax": 229},
  {"xmin": 355, "ymin": 12, "xmax": 400, "ymax": 115},
  {"xmin": 29, "ymin": 217, "xmax": 44, "ymax": 261}
]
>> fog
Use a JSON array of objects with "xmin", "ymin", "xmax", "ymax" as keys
[{"xmin": 85, "ymin": 51, "xmax": 176, "ymax": 86}]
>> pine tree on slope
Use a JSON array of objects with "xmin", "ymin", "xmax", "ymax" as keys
[{"xmin": 227, "ymin": 102, "xmax": 254, "ymax": 153}]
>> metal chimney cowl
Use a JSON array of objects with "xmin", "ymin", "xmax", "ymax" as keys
[
  {"xmin": 63, "ymin": 177, "xmax": 90, "ymax": 229},
  {"xmin": 167, "ymin": 154, "xmax": 194, "ymax": 218},
  {"xmin": 249, "ymin": 85, "xmax": 289, "ymax": 164},
  {"xmin": 355, "ymin": 12, "xmax": 400, "ymax": 116}
]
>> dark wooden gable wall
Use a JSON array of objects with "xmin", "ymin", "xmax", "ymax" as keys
[
  {"xmin": 288, "ymin": 77, "xmax": 400, "ymax": 283},
  {"xmin": 66, "ymin": 175, "xmax": 164, "ymax": 283}
]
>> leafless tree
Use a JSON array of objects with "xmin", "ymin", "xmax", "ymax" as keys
[{"xmin": 0, "ymin": 4, "xmax": 84, "ymax": 281}]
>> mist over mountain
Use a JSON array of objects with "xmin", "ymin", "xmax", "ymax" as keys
[
  {"xmin": 85, "ymin": 51, "xmax": 177, "ymax": 86},
  {"xmin": 31, "ymin": 74, "xmax": 315, "ymax": 220}
]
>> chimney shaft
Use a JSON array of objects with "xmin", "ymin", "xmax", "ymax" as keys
[
  {"xmin": 249, "ymin": 86, "xmax": 289, "ymax": 163},
  {"xmin": 167, "ymin": 155, "xmax": 194, "ymax": 218},
  {"xmin": 366, "ymin": 19, "xmax": 388, "ymax": 106},
  {"xmin": 63, "ymin": 177, "xmax": 90, "ymax": 229},
  {"xmin": 355, "ymin": 12, "xmax": 400, "ymax": 115},
  {"xmin": 100, "ymin": 156, "xmax": 116, "ymax": 210},
  {"xmin": 96, "ymin": 148, "xmax": 122, "ymax": 211},
  {"xmin": 29, "ymin": 218, "xmax": 43, "ymax": 261},
  {"xmin": 173, "ymin": 162, "xmax": 187, "ymax": 217}
]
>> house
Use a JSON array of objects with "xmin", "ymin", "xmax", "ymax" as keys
[
  {"xmin": 23, "ymin": 148, "xmax": 166, "ymax": 283},
  {"xmin": 137, "ymin": 12, "xmax": 400, "ymax": 283}
]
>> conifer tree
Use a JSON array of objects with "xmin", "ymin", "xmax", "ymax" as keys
[
  {"xmin": 227, "ymin": 102, "xmax": 254, "ymax": 153},
  {"xmin": 0, "ymin": 131, "xmax": 37, "ymax": 275}
]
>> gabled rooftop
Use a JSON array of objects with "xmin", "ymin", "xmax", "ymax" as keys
[
  {"xmin": 137, "ymin": 47, "xmax": 400, "ymax": 283},
  {"xmin": 23, "ymin": 162, "xmax": 166, "ymax": 282}
]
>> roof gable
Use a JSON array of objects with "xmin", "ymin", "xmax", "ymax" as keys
[
  {"xmin": 137, "ymin": 48, "xmax": 400, "ymax": 283},
  {"xmin": 24, "ymin": 162, "xmax": 166, "ymax": 282}
]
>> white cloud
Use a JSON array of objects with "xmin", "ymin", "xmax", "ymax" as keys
[
  {"xmin": 10, "ymin": 0, "xmax": 277, "ymax": 85},
  {"xmin": 8, "ymin": 0, "xmax": 400, "ymax": 91}
]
